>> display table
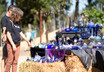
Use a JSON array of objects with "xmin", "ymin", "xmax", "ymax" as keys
[
  {"xmin": 30, "ymin": 47, "xmax": 104, "ymax": 71},
  {"xmin": 20, "ymin": 51, "xmax": 103, "ymax": 72},
  {"xmin": 56, "ymin": 31, "xmax": 81, "ymax": 44},
  {"xmin": 56, "ymin": 31, "xmax": 81, "ymax": 38}
]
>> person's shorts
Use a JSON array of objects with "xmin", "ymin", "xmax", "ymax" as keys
[{"xmin": 2, "ymin": 43, "xmax": 8, "ymax": 57}]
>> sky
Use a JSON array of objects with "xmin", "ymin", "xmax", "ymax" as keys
[{"xmin": 6, "ymin": 0, "xmax": 88, "ymax": 15}]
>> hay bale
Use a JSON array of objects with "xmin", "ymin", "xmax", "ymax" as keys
[
  {"xmin": 65, "ymin": 55, "xmax": 87, "ymax": 72},
  {"xmin": 19, "ymin": 61, "xmax": 32, "ymax": 72},
  {"xmin": 54, "ymin": 62, "xmax": 66, "ymax": 72},
  {"xmin": 19, "ymin": 62, "xmax": 24, "ymax": 72},
  {"xmin": 19, "ymin": 61, "xmax": 65, "ymax": 72},
  {"xmin": 41, "ymin": 62, "xmax": 65, "ymax": 72},
  {"xmin": 19, "ymin": 61, "xmax": 42, "ymax": 72},
  {"xmin": 41, "ymin": 63, "xmax": 59, "ymax": 72},
  {"xmin": 30, "ymin": 62, "xmax": 42, "ymax": 72}
]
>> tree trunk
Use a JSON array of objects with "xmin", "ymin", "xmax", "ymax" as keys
[
  {"xmin": 74, "ymin": 0, "xmax": 79, "ymax": 22},
  {"xmin": 55, "ymin": 13, "xmax": 59, "ymax": 29},
  {"xmin": 46, "ymin": 29, "xmax": 48, "ymax": 43},
  {"xmin": 88, "ymin": 0, "xmax": 92, "ymax": 10},
  {"xmin": 45, "ymin": 20, "xmax": 49, "ymax": 43},
  {"xmin": 40, "ymin": 10, "xmax": 42, "ymax": 43},
  {"xmin": 11, "ymin": 0, "xmax": 14, "ymax": 5},
  {"xmin": 49, "ymin": 20, "xmax": 53, "ymax": 32},
  {"xmin": 102, "ymin": 5, "xmax": 104, "ymax": 11},
  {"xmin": 60, "ymin": 10, "xmax": 64, "ymax": 29}
]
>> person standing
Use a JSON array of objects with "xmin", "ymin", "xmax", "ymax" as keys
[
  {"xmin": 77, "ymin": 13, "xmax": 85, "ymax": 27},
  {"xmin": 25, "ymin": 29, "xmax": 31, "ymax": 50},
  {"xmin": 5, "ymin": 8, "xmax": 31, "ymax": 72},
  {"xmin": 26, "ymin": 29, "xmax": 31, "ymax": 42},
  {"xmin": 1, "ymin": 5, "xmax": 17, "ymax": 72},
  {"xmin": 30, "ymin": 27, "xmax": 37, "ymax": 46},
  {"xmin": 77, "ymin": 13, "xmax": 85, "ymax": 32}
]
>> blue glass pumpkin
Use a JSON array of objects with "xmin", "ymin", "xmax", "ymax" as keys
[
  {"xmin": 96, "ymin": 24, "xmax": 100, "ymax": 27},
  {"xmin": 65, "ymin": 28, "xmax": 71, "ymax": 32},
  {"xmin": 88, "ymin": 22, "xmax": 94, "ymax": 27},
  {"xmin": 47, "ymin": 44, "xmax": 53, "ymax": 49},
  {"xmin": 72, "ymin": 28, "xmax": 78, "ymax": 32},
  {"xmin": 71, "ymin": 46, "xmax": 79, "ymax": 50}
]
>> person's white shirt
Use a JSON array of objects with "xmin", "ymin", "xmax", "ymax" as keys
[
  {"xmin": 26, "ymin": 29, "xmax": 31, "ymax": 41},
  {"xmin": 25, "ymin": 29, "xmax": 31, "ymax": 51}
]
